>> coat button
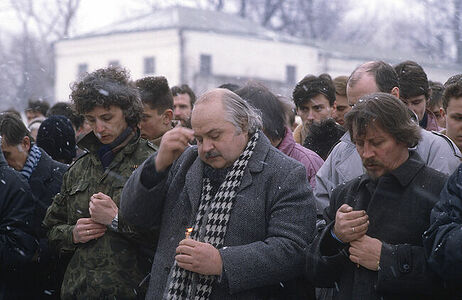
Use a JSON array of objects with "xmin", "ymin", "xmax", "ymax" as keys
[{"xmin": 164, "ymin": 266, "xmax": 170, "ymax": 272}]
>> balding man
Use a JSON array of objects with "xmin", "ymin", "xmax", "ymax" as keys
[
  {"xmin": 121, "ymin": 88, "xmax": 316, "ymax": 299},
  {"xmin": 314, "ymin": 61, "xmax": 461, "ymax": 214}
]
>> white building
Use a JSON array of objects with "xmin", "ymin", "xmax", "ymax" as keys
[
  {"xmin": 54, "ymin": 6, "xmax": 462, "ymax": 101},
  {"xmin": 54, "ymin": 6, "xmax": 319, "ymax": 100}
]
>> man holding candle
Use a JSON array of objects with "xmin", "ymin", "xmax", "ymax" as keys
[{"xmin": 121, "ymin": 88, "xmax": 316, "ymax": 299}]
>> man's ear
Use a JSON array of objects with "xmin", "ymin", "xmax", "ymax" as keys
[
  {"xmin": 391, "ymin": 87, "xmax": 400, "ymax": 99},
  {"xmin": 162, "ymin": 109, "xmax": 173, "ymax": 124},
  {"xmin": 22, "ymin": 136, "xmax": 31, "ymax": 152}
]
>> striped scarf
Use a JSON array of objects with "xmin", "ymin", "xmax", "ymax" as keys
[
  {"xmin": 21, "ymin": 144, "xmax": 42, "ymax": 180},
  {"xmin": 166, "ymin": 131, "xmax": 259, "ymax": 300}
]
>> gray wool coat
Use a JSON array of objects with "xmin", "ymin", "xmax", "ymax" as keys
[{"xmin": 120, "ymin": 133, "xmax": 316, "ymax": 300}]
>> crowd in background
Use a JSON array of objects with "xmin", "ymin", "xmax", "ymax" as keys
[{"xmin": 1, "ymin": 59, "xmax": 462, "ymax": 299}]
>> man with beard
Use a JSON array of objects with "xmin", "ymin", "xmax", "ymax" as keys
[
  {"xmin": 121, "ymin": 88, "xmax": 315, "ymax": 299},
  {"xmin": 307, "ymin": 93, "xmax": 448, "ymax": 299},
  {"xmin": 314, "ymin": 61, "xmax": 461, "ymax": 214}
]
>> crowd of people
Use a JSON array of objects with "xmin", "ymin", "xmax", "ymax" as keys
[{"xmin": 1, "ymin": 59, "xmax": 462, "ymax": 299}]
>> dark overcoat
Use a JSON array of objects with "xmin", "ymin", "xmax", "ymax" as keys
[
  {"xmin": 307, "ymin": 151, "xmax": 448, "ymax": 299},
  {"xmin": 0, "ymin": 147, "xmax": 37, "ymax": 300},
  {"xmin": 424, "ymin": 164, "xmax": 462, "ymax": 297},
  {"xmin": 121, "ymin": 133, "xmax": 316, "ymax": 299}
]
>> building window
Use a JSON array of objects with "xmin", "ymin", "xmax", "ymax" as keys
[
  {"xmin": 108, "ymin": 60, "xmax": 119, "ymax": 67},
  {"xmin": 77, "ymin": 63, "xmax": 88, "ymax": 78},
  {"xmin": 144, "ymin": 57, "xmax": 155, "ymax": 74},
  {"xmin": 200, "ymin": 54, "xmax": 212, "ymax": 75},
  {"xmin": 286, "ymin": 65, "xmax": 296, "ymax": 84}
]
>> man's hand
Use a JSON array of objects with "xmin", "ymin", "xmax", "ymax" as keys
[
  {"xmin": 333, "ymin": 204, "xmax": 369, "ymax": 243},
  {"xmin": 349, "ymin": 235, "xmax": 382, "ymax": 271},
  {"xmin": 72, "ymin": 218, "xmax": 107, "ymax": 243},
  {"xmin": 175, "ymin": 239, "xmax": 223, "ymax": 276},
  {"xmin": 155, "ymin": 127, "xmax": 195, "ymax": 172},
  {"xmin": 89, "ymin": 192, "xmax": 118, "ymax": 225}
]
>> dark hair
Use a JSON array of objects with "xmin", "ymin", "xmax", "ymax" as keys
[
  {"xmin": 278, "ymin": 95, "xmax": 297, "ymax": 128},
  {"xmin": 235, "ymin": 81, "xmax": 286, "ymax": 141},
  {"xmin": 26, "ymin": 99, "xmax": 50, "ymax": 116},
  {"xmin": 2, "ymin": 108, "xmax": 21, "ymax": 120},
  {"xmin": 443, "ymin": 74, "xmax": 462, "ymax": 110},
  {"xmin": 70, "ymin": 67, "xmax": 143, "ymax": 127},
  {"xmin": 345, "ymin": 92, "xmax": 421, "ymax": 148},
  {"xmin": 394, "ymin": 61, "xmax": 429, "ymax": 100},
  {"xmin": 348, "ymin": 61, "xmax": 399, "ymax": 93},
  {"xmin": 36, "ymin": 115, "xmax": 76, "ymax": 164},
  {"xmin": 333, "ymin": 76, "xmax": 348, "ymax": 96},
  {"xmin": 292, "ymin": 73, "xmax": 336, "ymax": 107},
  {"xmin": 428, "ymin": 81, "xmax": 444, "ymax": 109},
  {"xmin": 218, "ymin": 83, "xmax": 240, "ymax": 92},
  {"xmin": 0, "ymin": 113, "xmax": 31, "ymax": 145},
  {"xmin": 135, "ymin": 76, "xmax": 173, "ymax": 113},
  {"xmin": 303, "ymin": 118, "xmax": 346, "ymax": 160},
  {"xmin": 171, "ymin": 84, "xmax": 196, "ymax": 107},
  {"xmin": 47, "ymin": 102, "xmax": 84, "ymax": 130}
]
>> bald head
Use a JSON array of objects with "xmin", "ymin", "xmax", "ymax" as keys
[
  {"xmin": 347, "ymin": 61, "xmax": 400, "ymax": 106},
  {"xmin": 193, "ymin": 88, "xmax": 262, "ymax": 135}
]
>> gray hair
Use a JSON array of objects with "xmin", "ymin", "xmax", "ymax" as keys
[{"xmin": 196, "ymin": 88, "xmax": 262, "ymax": 135}]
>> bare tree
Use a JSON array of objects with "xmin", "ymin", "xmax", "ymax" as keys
[
  {"xmin": 454, "ymin": 0, "xmax": 462, "ymax": 63},
  {"xmin": 0, "ymin": 0, "xmax": 81, "ymax": 111}
]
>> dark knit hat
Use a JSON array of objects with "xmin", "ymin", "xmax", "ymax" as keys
[{"xmin": 36, "ymin": 115, "xmax": 76, "ymax": 164}]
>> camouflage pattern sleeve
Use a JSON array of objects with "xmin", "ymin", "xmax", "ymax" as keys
[{"xmin": 43, "ymin": 172, "xmax": 77, "ymax": 254}]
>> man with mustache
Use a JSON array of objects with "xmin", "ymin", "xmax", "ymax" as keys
[
  {"xmin": 121, "ymin": 88, "xmax": 316, "ymax": 299},
  {"xmin": 307, "ymin": 93, "xmax": 449, "ymax": 299},
  {"xmin": 314, "ymin": 61, "xmax": 461, "ymax": 215}
]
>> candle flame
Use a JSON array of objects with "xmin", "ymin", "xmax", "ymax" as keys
[{"xmin": 186, "ymin": 228, "xmax": 193, "ymax": 233}]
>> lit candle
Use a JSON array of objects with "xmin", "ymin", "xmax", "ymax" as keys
[{"xmin": 185, "ymin": 228, "xmax": 193, "ymax": 239}]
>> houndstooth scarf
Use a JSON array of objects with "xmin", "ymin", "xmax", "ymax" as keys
[{"xmin": 166, "ymin": 131, "xmax": 259, "ymax": 300}]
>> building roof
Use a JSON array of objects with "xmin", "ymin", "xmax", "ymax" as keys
[
  {"xmin": 76, "ymin": 5, "xmax": 310, "ymax": 45},
  {"xmin": 315, "ymin": 39, "xmax": 462, "ymax": 71}
]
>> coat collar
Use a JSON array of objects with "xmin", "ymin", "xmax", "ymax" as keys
[
  {"xmin": 185, "ymin": 131, "xmax": 270, "ymax": 214},
  {"xmin": 358, "ymin": 151, "xmax": 425, "ymax": 188},
  {"xmin": 77, "ymin": 129, "xmax": 141, "ymax": 165},
  {"xmin": 277, "ymin": 127, "xmax": 295, "ymax": 155}
]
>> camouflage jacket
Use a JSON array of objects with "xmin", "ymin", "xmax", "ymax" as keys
[{"xmin": 43, "ymin": 131, "xmax": 157, "ymax": 300}]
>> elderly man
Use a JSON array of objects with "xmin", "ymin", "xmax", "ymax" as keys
[
  {"xmin": 314, "ymin": 61, "xmax": 461, "ymax": 214},
  {"xmin": 121, "ymin": 88, "xmax": 315, "ymax": 299},
  {"xmin": 307, "ymin": 93, "xmax": 448, "ymax": 299},
  {"xmin": 43, "ymin": 67, "xmax": 156, "ymax": 299}
]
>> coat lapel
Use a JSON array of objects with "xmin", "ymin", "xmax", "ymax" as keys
[
  {"xmin": 237, "ymin": 132, "xmax": 269, "ymax": 193},
  {"xmin": 185, "ymin": 156, "xmax": 204, "ymax": 215}
]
